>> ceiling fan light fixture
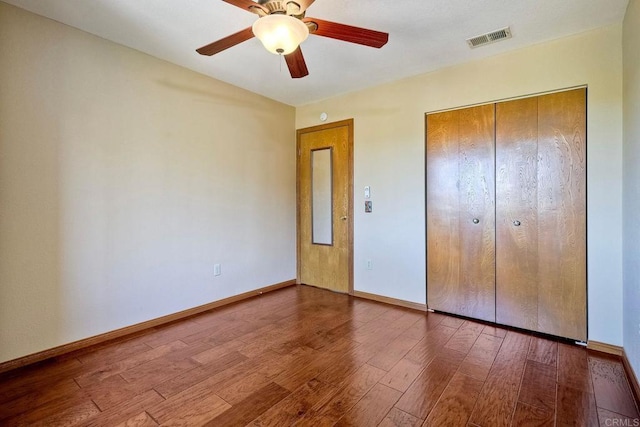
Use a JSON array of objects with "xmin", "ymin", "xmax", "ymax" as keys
[{"xmin": 252, "ymin": 14, "xmax": 309, "ymax": 55}]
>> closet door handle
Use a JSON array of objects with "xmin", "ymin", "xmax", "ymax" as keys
[
  {"xmin": 472, "ymin": 218, "xmax": 480, "ymax": 224},
  {"xmin": 513, "ymin": 220, "xmax": 521, "ymax": 226}
]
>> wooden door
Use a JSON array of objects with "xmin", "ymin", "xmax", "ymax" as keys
[
  {"xmin": 537, "ymin": 88, "xmax": 587, "ymax": 340},
  {"xmin": 495, "ymin": 96, "xmax": 540, "ymax": 331},
  {"xmin": 496, "ymin": 88, "xmax": 586, "ymax": 341},
  {"xmin": 297, "ymin": 119, "xmax": 353, "ymax": 293},
  {"xmin": 426, "ymin": 105, "xmax": 496, "ymax": 322}
]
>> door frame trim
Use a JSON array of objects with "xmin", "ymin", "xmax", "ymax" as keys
[{"xmin": 296, "ymin": 119, "xmax": 354, "ymax": 295}]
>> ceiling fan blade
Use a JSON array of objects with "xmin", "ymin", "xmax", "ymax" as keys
[
  {"xmin": 303, "ymin": 17, "xmax": 389, "ymax": 48},
  {"xmin": 196, "ymin": 27, "xmax": 255, "ymax": 56},
  {"xmin": 222, "ymin": 0, "xmax": 267, "ymax": 14},
  {"xmin": 285, "ymin": 47, "xmax": 309, "ymax": 78}
]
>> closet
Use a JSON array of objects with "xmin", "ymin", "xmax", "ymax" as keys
[{"xmin": 426, "ymin": 88, "xmax": 586, "ymax": 341}]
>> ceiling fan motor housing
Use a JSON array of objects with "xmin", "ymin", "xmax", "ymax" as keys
[{"xmin": 256, "ymin": 0, "xmax": 305, "ymax": 17}]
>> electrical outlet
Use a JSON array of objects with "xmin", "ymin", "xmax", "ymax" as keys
[
  {"xmin": 214, "ymin": 264, "xmax": 221, "ymax": 276},
  {"xmin": 366, "ymin": 259, "xmax": 373, "ymax": 270}
]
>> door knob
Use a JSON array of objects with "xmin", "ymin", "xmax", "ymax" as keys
[
  {"xmin": 472, "ymin": 218, "xmax": 480, "ymax": 224},
  {"xmin": 340, "ymin": 216, "xmax": 347, "ymax": 221},
  {"xmin": 513, "ymin": 220, "xmax": 521, "ymax": 226}
]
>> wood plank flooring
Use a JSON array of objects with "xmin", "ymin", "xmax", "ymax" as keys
[{"xmin": 0, "ymin": 285, "xmax": 637, "ymax": 426}]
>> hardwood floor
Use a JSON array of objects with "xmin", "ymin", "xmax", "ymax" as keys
[{"xmin": 0, "ymin": 285, "xmax": 637, "ymax": 426}]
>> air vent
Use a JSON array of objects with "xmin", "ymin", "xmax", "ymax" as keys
[{"xmin": 467, "ymin": 27, "xmax": 512, "ymax": 48}]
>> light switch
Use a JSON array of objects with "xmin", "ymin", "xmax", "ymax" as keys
[
  {"xmin": 364, "ymin": 186, "xmax": 370, "ymax": 199},
  {"xmin": 365, "ymin": 201, "xmax": 372, "ymax": 213}
]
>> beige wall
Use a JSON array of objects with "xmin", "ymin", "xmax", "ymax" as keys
[
  {"xmin": 297, "ymin": 24, "xmax": 624, "ymax": 345},
  {"xmin": 623, "ymin": 0, "xmax": 640, "ymax": 376},
  {"xmin": 0, "ymin": 3, "xmax": 296, "ymax": 363}
]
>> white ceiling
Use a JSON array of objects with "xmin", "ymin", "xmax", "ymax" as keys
[{"xmin": 2, "ymin": 0, "xmax": 629, "ymax": 106}]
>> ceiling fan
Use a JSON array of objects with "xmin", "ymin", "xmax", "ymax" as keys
[{"xmin": 196, "ymin": 0, "xmax": 389, "ymax": 79}]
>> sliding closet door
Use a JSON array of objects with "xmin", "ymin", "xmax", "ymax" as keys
[
  {"xmin": 496, "ymin": 88, "xmax": 586, "ymax": 341},
  {"xmin": 426, "ymin": 105, "xmax": 496, "ymax": 322}
]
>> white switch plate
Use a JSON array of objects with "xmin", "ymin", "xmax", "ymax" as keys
[
  {"xmin": 366, "ymin": 259, "xmax": 373, "ymax": 270},
  {"xmin": 364, "ymin": 186, "xmax": 370, "ymax": 199},
  {"xmin": 214, "ymin": 264, "xmax": 221, "ymax": 276}
]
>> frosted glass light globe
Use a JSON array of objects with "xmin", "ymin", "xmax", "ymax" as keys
[{"xmin": 252, "ymin": 14, "xmax": 309, "ymax": 55}]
